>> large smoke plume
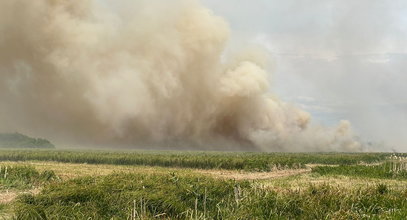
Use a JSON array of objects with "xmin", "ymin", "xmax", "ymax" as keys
[{"xmin": 0, "ymin": 0, "xmax": 362, "ymax": 151}]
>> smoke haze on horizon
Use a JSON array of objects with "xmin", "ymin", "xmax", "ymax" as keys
[
  {"xmin": 0, "ymin": 0, "xmax": 374, "ymax": 151},
  {"xmin": 202, "ymin": 0, "xmax": 407, "ymax": 152}
]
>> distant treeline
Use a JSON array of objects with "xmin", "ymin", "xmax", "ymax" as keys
[{"xmin": 0, "ymin": 133, "xmax": 55, "ymax": 148}]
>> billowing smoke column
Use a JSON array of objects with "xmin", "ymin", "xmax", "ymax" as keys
[{"xmin": 0, "ymin": 0, "xmax": 362, "ymax": 151}]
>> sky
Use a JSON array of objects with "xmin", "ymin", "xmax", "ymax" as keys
[{"xmin": 202, "ymin": 0, "xmax": 407, "ymax": 151}]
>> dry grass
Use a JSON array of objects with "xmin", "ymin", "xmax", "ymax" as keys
[
  {"xmin": 0, "ymin": 161, "xmax": 174, "ymax": 180},
  {"xmin": 0, "ymin": 189, "xmax": 40, "ymax": 204},
  {"xmin": 2, "ymin": 159, "xmax": 407, "ymax": 219},
  {"xmin": 198, "ymin": 168, "xmax": 311, "ymax": 180},
  {"xmin": 260, "ymin": 173, "xmax": 407, "ymax": 192},
  {"xmin": 2, "ymin": 161, "xmax": 405, "ymax": 185},
  {"xmin": 0, "ymin": 161, "xmax": 311, "ymax": 181},
  {"xmin": 2, "ymin": 160, "xmax": 407, "ymax": 210}
]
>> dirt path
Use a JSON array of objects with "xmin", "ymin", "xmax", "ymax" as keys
[
  {"xmin": 198, "ymin": 168, "xmax": 311, "ymax": 180},
  {"xmin": 0, "ymin": 189, "xmax": 40, "ymax": 204},
  {"xmin": 0, "ymin": 161, "xmax": 315, "ymax": 206},
  {"xmin": 0, "ymin": 161, "xmax": 313, "ymax": 181},
  {"xmin": 0, "ymin": 191, "xmax": 16, "ymax": 204}
]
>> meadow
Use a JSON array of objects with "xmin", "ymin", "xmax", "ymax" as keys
[
  {"xmin": 0, "ymin": 150, "xmax": 391, "ymax": 171},
  {"xmin": 0, "ymin": 149, "xmax": 406, "ymax": 219}
]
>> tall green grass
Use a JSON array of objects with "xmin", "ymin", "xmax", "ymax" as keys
[
  {"xmin": 0, "ymin": 150, "xmax": 391, "ymax": 171},
  {"xmin": 0, "ymin": 203, "xmax": 7, "ymax": 212},
  {"xmin": 0, "ymin": 165, "xmax": 58, "ymax": 189},
  {"xmin": 312, "ymin": 161, "xmax": 407, "ymax": 179},
  {"xmin": 14, "ymin": 172, "xmax": 407, "ymax": 219}
]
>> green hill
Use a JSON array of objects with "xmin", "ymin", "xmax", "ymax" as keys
[{"xmin": 0, "ymin": 133, "xmax": 55, "ymax": 148}]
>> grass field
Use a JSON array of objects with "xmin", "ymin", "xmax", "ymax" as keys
[
  {"xmin": 0, "ymin": 150, "xmax": 406, "ymax": 219},
  {"xmin": 0, "ymin": 149, "xmax": 392, "ymax": 171}
]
